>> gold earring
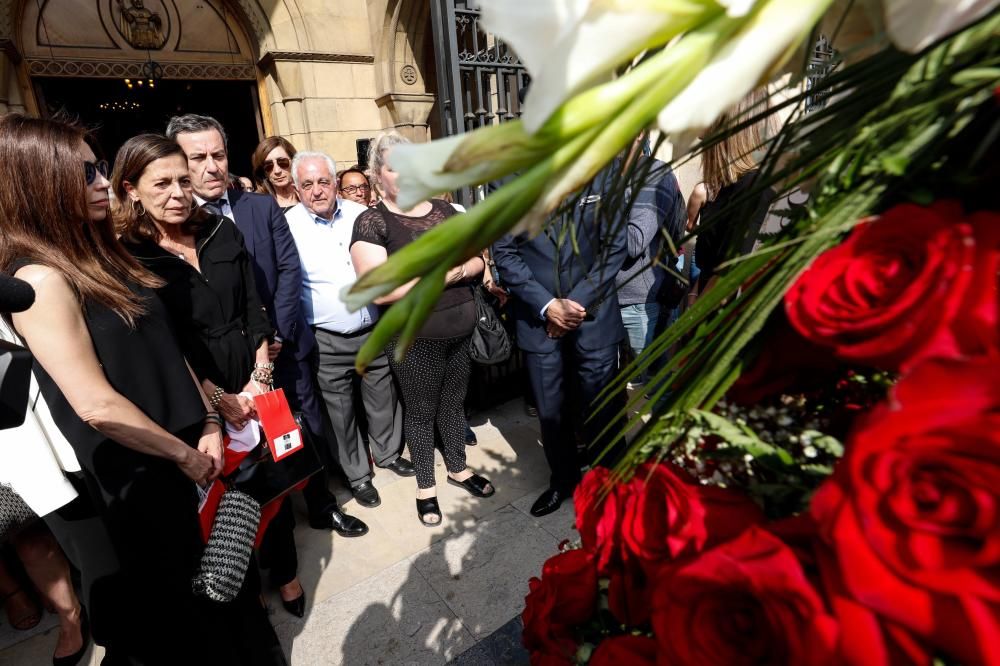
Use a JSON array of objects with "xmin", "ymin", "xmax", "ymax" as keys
[{"xmin": 131, "ymin": 199, "xmax": 147, "ymax": 217}]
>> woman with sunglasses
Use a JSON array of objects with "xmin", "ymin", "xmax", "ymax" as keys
[
  {"xmin": 251, "ymin": 136, "xmax": 298, "ymax": 211},
  {"xmin": 0, "ymin": 116, "xmax": 242, "ymax": 662}
]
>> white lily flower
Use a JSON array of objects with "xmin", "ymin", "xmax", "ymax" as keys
[
  {"xmin": 883, "ymin": 0, "xmax": 998, "ymax": 53},
  {"xmin": 479, "ymin": 0, "xmax": 718, "ymax": 134},
  {"xmin": 657, "ymin": 0, "xmax": 832, "ymax": 137}
]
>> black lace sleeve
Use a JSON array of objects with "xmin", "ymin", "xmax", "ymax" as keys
[{"xmin": 351, "ymin": 207, "xmax": 389, "ymax": 248}]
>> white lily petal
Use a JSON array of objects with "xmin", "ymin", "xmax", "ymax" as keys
[
  {"xmin": 884, "ymin": 0, "xmax": 997, "ymax": 53},
  {"xmin": 389, "ymin": 135, "xmax": 498, "ymax": 210},
  {"xmin": 718, "ymin": 0, "xmax": 758, "ymax": 16},
  {"xmin": 481, "ymin": 0, "xmax": 706, "ymax": 134},
  {"xmin": 657, "ymin": 0, "xmax": 832, "ymax": 136}
]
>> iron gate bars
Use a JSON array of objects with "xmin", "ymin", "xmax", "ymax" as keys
[{"xmin": 431, "ymin": 0, "xmax": 529, "ymax": 205}]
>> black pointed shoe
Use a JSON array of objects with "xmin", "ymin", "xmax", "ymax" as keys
[
  {"xmin": 529, "ymin": 488, "xmax": 567, "ymax": 517},
  {"xmin": 281, "ymin": 593, "xmax": 306, "ymax": 619},
  {"xmin": 382, "ymin": 457, "xmax": 416, "ymax": 477},
  {"xmin": 52, "ymin": 608, "xmax": 90, "ymax": 666},
  {"xmin": 309, "ymin": 507, "xmax": 369, "ymax": 537},
  {"xmin": 351, "ymin": 481, "xmax": 381, "ymax": 508}
]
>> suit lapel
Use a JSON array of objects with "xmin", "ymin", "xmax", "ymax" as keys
[{"xmin": 227, "ymin": 188, "xmax": 255, "ymax": 253}]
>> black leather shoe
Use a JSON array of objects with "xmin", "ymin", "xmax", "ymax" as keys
[
  {"xmin": 382, "ymin": 457, "xmax": 416, "ymax": 478},
  {"xmin": 464, "ymin": 426, "xmax": 478, "ymax": 446},
  {"xmin": 529, "ymin": 488, "xmax": 567, "ymax": 517},
  {"xmin": 281, "ymin": 592, "xmax": 306, "ymax": 619},
  {"xmin": 308, "ymin": 508, "xmax": 370, "ymax": 537},
  {"xmin": 351, "ymin": 481, "xmax": 381, "ymax": 508}
]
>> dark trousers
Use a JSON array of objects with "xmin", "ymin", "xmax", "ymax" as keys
[
  {"xmin": 314, "ymin": 327, "xmax": 403, "ymax": 486},
  {"xmin": 386, "ymin": 336, "xmax": 472, "ymax": 490},
  {"xmin": 524, "ymin": 341, "xmax": 626, "ymax": 492}
]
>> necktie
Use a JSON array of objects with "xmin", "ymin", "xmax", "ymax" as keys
[{"xmin": 201, "ymin": 200, "xmax": 224, "ymax": 218}]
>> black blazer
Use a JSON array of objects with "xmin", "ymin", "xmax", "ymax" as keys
[
  {"xmin": 492, "ymin": 168, "xmax": 628, "ymax": 354},
  {"xmin": 227, "ymin": 189, "xmax": 315, "ymax": 360},
  {"xmin": 124, "ymin": 217, "xmax": 273, "ymax": 393}
]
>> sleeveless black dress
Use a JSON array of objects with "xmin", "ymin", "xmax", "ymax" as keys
[{"xmin": 9, "ymin": 261, "xmax": 232, "ymax": 662}]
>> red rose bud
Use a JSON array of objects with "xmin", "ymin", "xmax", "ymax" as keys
[
  {"xmin": 811, "ymin": 356, "xmax": 1000, "ymax": 666},
  {"xmin": 621, "ymin": 462, "xmax": 763, "ymax": 566},
  {"xmin": 785, "ymin": 202, "xmax": 998, "ymax": 371},
  {"xmin": 651, "ymin": 527, "xmax": 840, "ymax": 665},
  {"xmin": 521, "ymin": 575, "xmax": 579, "ymax": 664},
  {"xmin": 575, "ymin": 468, "xmax": 627, "ymax": 574}
]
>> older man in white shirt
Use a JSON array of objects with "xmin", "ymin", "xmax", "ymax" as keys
[{"xmin": 285, "ymin": 152, "xmax": 411, "ymax": 509}]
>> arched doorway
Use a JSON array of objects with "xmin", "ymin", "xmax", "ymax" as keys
[{"xmin": 18, "ymin": 0, "xmax": 264, "ymax": 175}]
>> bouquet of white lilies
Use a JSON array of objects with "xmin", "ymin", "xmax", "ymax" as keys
[{"xmin": 344, "ymin": 0, "xmax": 997, "ymax": 370}]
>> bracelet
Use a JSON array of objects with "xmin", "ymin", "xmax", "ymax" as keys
[
  {"xmin": 254, "ymin": 362, "xmax": 275, "ymax": 370},
  {"xmin": 208, "ymin": 386, "xmax": 225, "ymax": 409},
  {"xmin": 204, "ymin": 413, "xmax": 224, "ymax": 428},
  {"xmin": 251, "ymin": 368, "xmax": 273, "ymax": 384}
]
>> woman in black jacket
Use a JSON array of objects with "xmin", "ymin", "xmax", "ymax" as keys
[{"xmin": 114, "ymin": 134, "xmax": 295, "ymax": 664}]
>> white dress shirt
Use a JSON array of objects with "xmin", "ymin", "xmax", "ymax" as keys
[
  {"xmin": 194, "ymin": 192, "xmax": 234, "ymax": 222},
  {"xmin": 285, "ymin": 199, "xmax": 376, "ymax": 334}
]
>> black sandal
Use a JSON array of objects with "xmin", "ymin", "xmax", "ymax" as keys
[
  {"xmin": 416, "ymin": 497, "xmax": 442, "ymax": 527},
  {"xmin": 447, "ymin": 473, "xmax": 495, "ymax": 498}
]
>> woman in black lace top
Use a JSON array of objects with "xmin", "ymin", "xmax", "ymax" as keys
[{"xmin": 350, "ymin": 132, "xmax": 495, "ymax": 527}]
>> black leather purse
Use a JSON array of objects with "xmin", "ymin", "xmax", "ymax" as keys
[
  {"xmin": 227, "ymin": 416, "xmax": 323, "ymax": 507},
  {"xmin": 469, "ymin": 284, "xmax": 511, "ymax": 365}
]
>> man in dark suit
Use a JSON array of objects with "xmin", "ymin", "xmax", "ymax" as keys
[
  {"xmin": 166, "ymin": 114, "xmax": 367, "ymax": 540},
  {"xmin": 492, "ymin": 165, "xmax": 629, "ymax": 517}
]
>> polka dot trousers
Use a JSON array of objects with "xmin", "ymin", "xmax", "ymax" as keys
[{"xmin": 386, "ymin": 335, "xmax": 472, "ymax": 490}]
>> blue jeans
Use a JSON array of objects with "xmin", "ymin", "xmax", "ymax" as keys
[{"xmin": 620, "ymin": 303, "xmax": 661, "ymax": 384}]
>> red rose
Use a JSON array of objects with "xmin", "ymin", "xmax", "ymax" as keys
[
  {"xmin": 521, "ymin": 575, "xmax": 578, "ymax": 664},
  {"xmin": 651, "ymin": 527, "xmax": 839, "ymax": 665},
  {"xmin": 590, "ymin": 635, "xmax": 656, "ymax": 666},
  {"xmin": 811, "ymin": 357, "xmax": 1000, "ymax": 666},
  {"xmin": 575, "ymin": 467, "xmax": 626, "ymax": 573},
  {"xmin": 522, "ymin": 548, "xmax": 598, "ymax": 662},
  {"xmin": 730, "ymin": 310, "xmax": 841, "ymax": 404},
  {"xmin": 621, "ymin": 462, "xmax": 762, "ymax": 565},
  {"xmin": 608, "ymin": 556, "xmax": 653, "ymax": 626},
  {"xmin": 785, "ymin": 202, "xmax": 998, "ymax": 370}
]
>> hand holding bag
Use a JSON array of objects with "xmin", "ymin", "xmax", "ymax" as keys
[{"xmin": 469, "ymin": 284, "xmax": 511, "ymax": 365}]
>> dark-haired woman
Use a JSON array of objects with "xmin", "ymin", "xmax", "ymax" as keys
[
  {"xmin": 0, "ymin": 116, "xmax": 237, "ymax": 663},
  {"xmin": 252, "ymin": 136, "xmax": 298, "ymax": 211},
  {"xmin": 111, "ymin": 134, "xmax": 293, "ymax": 663}
]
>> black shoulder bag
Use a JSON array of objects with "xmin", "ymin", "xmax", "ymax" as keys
[{"xmin": 468, "ymin": 285, "xmax": 511, "ymax": 365}]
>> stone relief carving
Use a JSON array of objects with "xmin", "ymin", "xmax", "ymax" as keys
[{"xmin": 115, "ymin": 0, "xmax": 167, "ymax": 49}]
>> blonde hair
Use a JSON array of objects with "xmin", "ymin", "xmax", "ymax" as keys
[
  {"xmin": 701, "ymin": 88, "xmax": 773, "ymax": 200},
  {"xmin": 367, "ymin": 131, "xmax": 410, "ymax": 194}
]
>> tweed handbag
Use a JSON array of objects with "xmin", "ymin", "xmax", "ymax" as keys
[
  {"xmin": 0, "ymin": 482, "xmax": 36, "ymax": 541},
  {"xmin": 191, "ymin": 488, "xmax": 261, "ymax": 603}
]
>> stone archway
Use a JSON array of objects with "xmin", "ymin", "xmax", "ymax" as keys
[{"xmin": 373, "ymin": 0, "xmax": 436, "ymax": 142}]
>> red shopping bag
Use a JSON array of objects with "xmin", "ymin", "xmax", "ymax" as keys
[{"xmin": 254, "ymin": 388, "xmax": 304, "ymax": 461}]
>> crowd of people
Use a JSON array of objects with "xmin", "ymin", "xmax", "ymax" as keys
[{"xmin": 0, "ymin": 90, "xmax": 772, "ymax": 663}]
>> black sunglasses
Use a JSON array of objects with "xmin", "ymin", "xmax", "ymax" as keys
[
  {"xmin": 263, "ymin": 157, "xmax": 291, "ymax": 174},
  {"xmin": 85, "ymin": 160, "xmax": 110, "ymax": 185}
]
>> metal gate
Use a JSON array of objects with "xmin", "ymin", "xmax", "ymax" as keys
[{"xmin": 430, "ymin": 0, "xmax": 529, "ymax": 206}]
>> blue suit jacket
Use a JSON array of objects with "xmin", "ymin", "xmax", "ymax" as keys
[
  {"xmin": 492, "ymin": 168, "xmax": 628, "ymax": 354},
  {"xmin": 228, "ymin": 189, "xmax": 315, "ymax": 360}
]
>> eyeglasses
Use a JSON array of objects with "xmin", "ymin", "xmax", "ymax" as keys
[
  {"xmin": 340, "ymin": 184, "xmax": 370, "ymax": 195},
  {"xmin": 263, "ymin": 157, "xmax": 291, "ymax": 174},
  {"xmin": 84, "ymin": 160, "xmax": 110, "ymax": 185}
]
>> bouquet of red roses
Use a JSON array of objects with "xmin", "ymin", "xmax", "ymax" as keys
[{"xmin": 523, "ymin": 201, "xmax": 1000, "ymax": 665}]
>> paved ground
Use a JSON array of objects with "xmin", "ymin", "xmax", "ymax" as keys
[{"xmin": 0, "ymin": 398, "xmax": 573, "ymax": 665}]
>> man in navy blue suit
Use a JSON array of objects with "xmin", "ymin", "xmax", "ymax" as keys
[
  {"xmin": 493, "ymin": 165, "xmax": 629, "ymax": 517},
  {"xmin": 167, "ymin": 114, "xmax": 368, "ymax": 540}
]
